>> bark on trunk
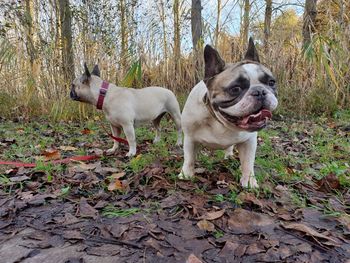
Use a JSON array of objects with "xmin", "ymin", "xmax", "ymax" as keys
[
  {"xmin": 173, "ymin": 0, "xmax": 181, "ymax": 73},
  {"xmin": 263, "ymin": 0, "xmax": 272, "ymax": 53},
  {"xmin": 191, "ymin": 0, "xmax": 202, "ymax": 82},
  {"xmin": 241, "ymin": 0, "xmax": 251, "ymax": 49},
  {"xmin": 58, "ymin": 0, "xmax": 75, "ymax": 85},
  {"xmin": 302, "ymin": 0, "xmax": 318, "ymax": 48}
]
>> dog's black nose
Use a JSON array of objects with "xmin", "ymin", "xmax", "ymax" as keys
[
  {"xmin": 70, "ymin": 85, "xmax": 78, "ymax": 100},
  {"xmin": 251, "ymin": 86, "xmax": 267, "ymax": 100}
]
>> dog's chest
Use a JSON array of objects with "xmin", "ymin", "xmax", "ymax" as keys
[{"xmin": 193, "ymin": 118, "xmax": 254, "ymax": 149}]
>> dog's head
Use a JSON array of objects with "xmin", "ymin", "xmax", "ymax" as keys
[
  {"xmin": 203, "ymin": 38, "xmax": 278, "ymax": 131},
  {"xmin": 70, "ymin": 63, "xmax": 101, "ymax": 103}
]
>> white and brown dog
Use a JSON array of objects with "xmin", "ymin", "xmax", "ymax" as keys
[
  {"xmin": 179, "ymin": 38, "xmax": 278, "ymax": 188},
  {"xmin": 70, "ymin": 64, "xmax": 182, "ymax": 157}
]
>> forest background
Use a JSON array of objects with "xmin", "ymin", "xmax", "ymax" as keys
[{"xmin": 0, "ymin": 0, "xmax": 349, "ymax": 120}]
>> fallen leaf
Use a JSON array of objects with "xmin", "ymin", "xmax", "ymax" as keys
[
  {"xmin": 186, "ymin": 254, "xmax": 203, "ymax": 263},
  {"xmin": 9, "ymin": 175, "xmax": 30, "ymax": 182},
  {"xmin": 108, "ymin": 179, "xmax": 124, "ymax": 191},
  {"xmin": 315, "ymin": 173, "xmax": 340, "ymax": 192},
  {"xmin": 227, "ymin": 208, "xmax": 275, "ymax": 234},
  {"xmin": 197, "ymin": 220, "xmax": 215, "ymax": 232},
  {"xmin": 219, "ymin": 241, "xmax": 240, "ymax": 258},
  {"xmin": 81, "ymin": 128, "xmax": 91, "ymax": 134},
  {"xmin": 79, "ymin": 198, "xmax": 98, "ymax": 219},
  {"xmin": 237, "ymin": 192, "xmax": 264, "ymax": 208},
  {"xmin": 59, "ymin": 145, "xmax": 78, "ymax": 151},
  {"xmin": 199, "ymin": 209, "xmax": 225, "ymax": 221},
  {"xmin": 281, "ymin": 222, "xmax": 340, "ymax": 246},
  {"xmin": 41, "ymin": 149, "xmax": 61, "ymax": 161},
  {"xmin": 110, "ymin": 172, "xmax": 126, "ymax": 179},
  {"xmin": 245, "ymin": 243, "xmax": 264, "ymax": 255}
]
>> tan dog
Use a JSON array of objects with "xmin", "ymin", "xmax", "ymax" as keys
[
  {"xmin": 179, "ymin": 38, "xmax": 278, "ymax": 188},
  {"xmin": 70, "ymin": 64, "xmax": 182, "ymax": 157}
]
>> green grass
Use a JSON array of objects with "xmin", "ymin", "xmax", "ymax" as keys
[
  {"xmin": 102, "ymin": 205, "xmax": 141, "ymax": 218},
  {"xmin": 1, "ymin": 109, "xmax": 349, "ymax": 216}
]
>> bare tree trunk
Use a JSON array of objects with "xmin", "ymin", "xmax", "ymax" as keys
[
  {"xmin": 24, "ymin": 0, "xmax": 40, "ymax": 79},
  {"xmin": 157, "ymin": 0, "xmax": 168, "ymax": 82},
  {"xmin": 191, "ymin": 0, "xmax": 202, "ymax": 82},
  {"xmin": 241, "ymin": 0, "xmax": 251, "ymax": 49},
  {"xmin": 214, "ymin": 0, "xmax": 221, "ymax": 47},
  {"xmin": 58, "ymin": 0, "xmax": 75, "ymax": 86},
  {"xmin": 119, "ymin": 0, "xmax": 128, "ymax": 75},
  {"xmin": 302, "ymin": 0, "xmax": 317, "ymax": 48},
  {"xmin": 263, "ymin": 0, "xmax": 272, "ymax": 53},
  {"xmin": 173, "ymin": 0, "xmax": 181, "ymax": 73}
]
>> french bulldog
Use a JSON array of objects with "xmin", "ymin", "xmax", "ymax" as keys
[
  {"xmin": 70, "ymin": 64, "xmax": 182, "ymax": 157},
  {"xmin": 179, "ymin": 38, "xmax": 278, "ymax": 188}
]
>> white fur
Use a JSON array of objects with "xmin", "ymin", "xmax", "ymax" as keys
[
  {"xmin": 86, "ymin": 77, "xmax": 182, "ymax": 157},
  {"xmin": 179, "ymin": 81, "xmax": 259, "ymax": 188}
]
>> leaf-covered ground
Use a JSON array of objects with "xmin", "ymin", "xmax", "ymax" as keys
[{"xmin": 0, "ymin": 112, "xmax": 350, "ymax": 263}]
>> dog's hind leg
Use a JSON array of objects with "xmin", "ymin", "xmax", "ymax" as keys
[
  {"xmin": 166, "ymin": 99, "xmax": 183, "ymax": 146},
  {"xmin": 106, "ymin": 125, "xmax": 122, "ymax": 155},
  {"xmin": 122, "ymin": 122, "xmax": 137, "ymax": 157},
  {"xmin": 153, "ymin": 112, "xmax": 166, "ymax": 143}
]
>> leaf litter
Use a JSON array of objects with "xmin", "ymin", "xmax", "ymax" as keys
[{"xmin": 0, "ymin": 118, "xmax": 349, "ymax": 262}]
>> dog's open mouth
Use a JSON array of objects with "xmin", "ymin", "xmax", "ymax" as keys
[{"xmin": 219, "ymin": 109, "xmax": 272, "ymax": 131}]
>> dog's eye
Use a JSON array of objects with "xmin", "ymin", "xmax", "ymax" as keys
[
  {"xmin": 228, "ymin": 86, "xmax": 241, "ymax": 96},
  {"xmin": 268, "ymin": 79, "xmax": 276, "ymax": 87}
]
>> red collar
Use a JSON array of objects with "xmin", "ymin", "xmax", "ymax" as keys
[{"xmin": 96, "ymin": 81, "xmax": 109, "ymax": 110}]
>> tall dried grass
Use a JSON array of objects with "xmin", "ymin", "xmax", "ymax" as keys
[{"xmin": 0, "ymin": 19, "xmax": 349, "ymax": 121}]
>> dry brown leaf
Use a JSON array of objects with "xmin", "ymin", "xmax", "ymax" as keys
[
  {"xmin": 315, "ymin": 173, "xmax": 340, "ymax": 192},
  {"xmin": 81, "ymin": 128, "xmax": 92, "ymax": 134},
  {"xmin": 197, "ymin": 220, "xmax": 215, "ymax": 232},
  {"xmin": 41, "ymin": 149, "xmax": 61, "ymax": 161},
  {"xmin": 110, "ymin": 172, "xmax": 125, "ymax": 179},
  {"xmin": 108, "ymin": 179, "xmax": 124, "ymax": 191},
  {"xmin": 79, "ymin": 198, "xmax": 98, "ymax": 219},
  {"xmin": 186, "ymin": 254, "xmax": 203, "ymax": 263},
  {"xmin": 237, "ymin": 192, "xmax": 263, "ymax": 208},
  {"xmin": 59, "ymin": 145, "xmax": 78, "ymax": 151},
  {"xmin": 199, "ymin": 209, "xmax": 225, "ymax": 221},
  {"xmin": 281, "ymin": 222, "xmax": 340, "ymax": 246}
]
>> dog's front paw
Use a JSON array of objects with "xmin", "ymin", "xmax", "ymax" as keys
[
  {"xmin": 126, "ymin": 149, "xmax": 136, "ymax": 158},
  {"xmin": 178, "ymin": 171, "xmax": 193, "ymax": 180},
  {"xmin": 240, "ymin": 175, "xmax": 259, "ymax": 188},
  {"xmin": 176, "ymin": 140, "xmax": 183, "ymax": 147},
  {"xmin": 106, "ymin": 148, "xmax": 117, "ymax": 155}
]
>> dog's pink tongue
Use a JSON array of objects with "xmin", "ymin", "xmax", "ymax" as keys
[{"xmin": 241, "ymin": 109, "xmax": 272, "ymax": 124}]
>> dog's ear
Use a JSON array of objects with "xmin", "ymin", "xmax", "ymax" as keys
[
  {"xmin": 244, "ymin": 37, "xmax": 260, "ymax": 62},
  {"xmin": 204, "ymin": 45, "xmax": 225, "ymax": 79},
  {"xmin": 91, "ymin": 64, "xmax": 100, "ymax": 77},
  {"xmin": 84, "ymin": 62, "xmax": 91, "ymax": 78}
]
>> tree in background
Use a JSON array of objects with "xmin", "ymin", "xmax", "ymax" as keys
[
  {"xmin": 241, "ymin": 0, "xmax": 251, "ymax": 49},
  {"xmin": 191, "ymin": 0, "xmax": 202, "ymax": 82},
  {"xmin": 303, "ymin": 0, "xmax": 318, "ymax": 48},
  {"xmin": 173, "ymin": 0, "xmax": 181, "ymax": 74},
  {"xmin": 263, "ymin": 0, "xmax": 272, "ymax": 53},
  {"xmin": 58, "ymin": 0, "xmax": 74, "ymax": 86}
]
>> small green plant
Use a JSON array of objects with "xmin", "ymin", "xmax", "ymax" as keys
[
  {"xmin": 213, "ymin": 194, "xmax": 225, "ymax": 203},
  {"xmin": 213, "ymin": 230, "xmax": 224, "ymax": 239},
  {"xmin": 129, "ymin": 154, "xmax": 154, "ymax": 174},
  {"xmin": 102, "ymin": 205, "xmax": 140, "ymax": 218},
  {"xmin": 0, "ymin": 174, "xmax": 11, "ymax": 187},
  {"xmin": 60, "ymin": 186, "xmax": 71, "ymax": 196}
]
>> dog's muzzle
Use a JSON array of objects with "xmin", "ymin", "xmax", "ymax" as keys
[{"xmin": 70, "ymin": 85, "xmax": 79, "ymax": 101}]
